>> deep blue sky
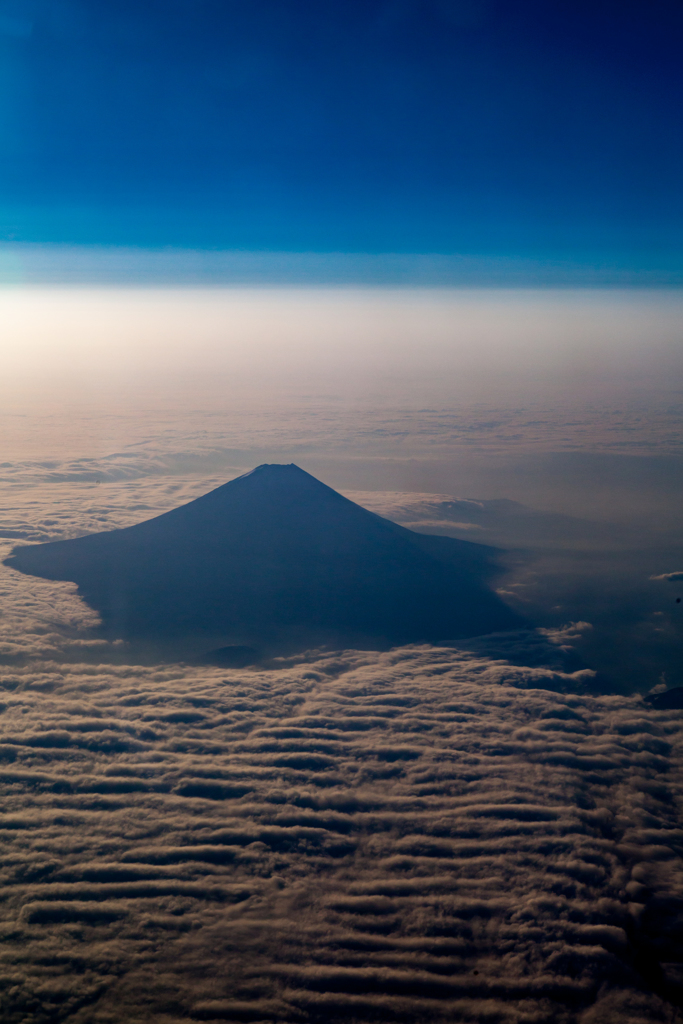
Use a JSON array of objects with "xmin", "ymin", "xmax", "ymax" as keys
[{"xmin": 1, "ymin": 0, "xmax": 682, "ymax": 269}]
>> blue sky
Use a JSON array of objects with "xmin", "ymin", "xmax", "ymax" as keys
[{"xmin": 1, "ymin": 0, "xmax": 682, "ymax": 278}]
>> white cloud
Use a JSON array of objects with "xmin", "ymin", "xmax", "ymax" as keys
[
  {"xmin": 0, "ymin": 645, "xmax": 680, "ymax": 1021},
  {"xmin": 0, "ymin": 439, "xmax": 680, "ymax": 1019}
]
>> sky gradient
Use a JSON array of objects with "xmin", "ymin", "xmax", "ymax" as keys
[{"xmin": 1, "ymin": 0, "xmax": 682, "ymax": 280}]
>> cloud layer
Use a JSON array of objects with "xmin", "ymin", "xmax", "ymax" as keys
[
  {"xmin": 0, "ymin": 646, "xmax": 682, "ymax": 1023},
  {"xmin": 0, "ymin": 453, "xmax": 681, "ymax": 1021}
]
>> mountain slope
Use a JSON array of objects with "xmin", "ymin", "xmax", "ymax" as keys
[{"xmin": 5, "ymin": 464, "xmax": 524, "ymax": 657}]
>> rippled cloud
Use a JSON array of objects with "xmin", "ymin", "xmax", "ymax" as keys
[
  {"xmin": 0, "ymin": 645, "xmax": 681, "ymax": 1022},
  {"xmin": 0, "ymin": 451, "xmax": 681, "ymax": 1021}
]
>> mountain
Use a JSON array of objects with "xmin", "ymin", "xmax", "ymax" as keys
[
  {"xmin": 5, "ymin": 464, "xmax": 524, "ymax": 659},
  {"xmin": 645, "ymin": 687, "xmax": 683, "ymax": 710}
]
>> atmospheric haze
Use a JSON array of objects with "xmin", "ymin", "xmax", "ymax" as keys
[
  {"xmin": 4, "ymin": 0, "xmax": 683, "ymax": 1017},
  {"xmin": 1, "ymin": 282, "xmax": 683, "ymax": 1023}
]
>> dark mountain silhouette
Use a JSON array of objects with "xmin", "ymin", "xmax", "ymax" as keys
[
  {"xmin": 5, "ymin": 464, "xmax": 524, "ymax": 659},
  {"xmin": 645, "ymin": 687, "xmax": 683, "ymax": 710}
]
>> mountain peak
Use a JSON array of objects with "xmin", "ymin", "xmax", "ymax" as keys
[
  {"xmin": 231, "ymin": 462, "xmax": 333, "ymax": 491},
  {"xmin": 245, "ymin": 463, "xmax": 304, "ymax": 476},
  {"xmin": 5, "ymin": 466, "xmax": 524, "ymax": 659}
]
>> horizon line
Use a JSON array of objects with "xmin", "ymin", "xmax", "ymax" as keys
[{"xmin": 1, "ymin": 242, "xmax": 682, "ymax": 288}]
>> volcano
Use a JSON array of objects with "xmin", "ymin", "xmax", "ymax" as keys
[{"xmin": 5, "ymin": 464, "xmax": 524, "ymax": 659}]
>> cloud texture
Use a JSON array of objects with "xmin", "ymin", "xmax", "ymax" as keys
[
  {"xmin": 0, "ymin": 646, "xmax": 682, "ymax": 1023},
  {"xmin": 0, "ymin": 453, "xmax": 681, "ymax": 1021}
]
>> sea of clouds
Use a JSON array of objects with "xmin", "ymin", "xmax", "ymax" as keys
[
  {"xmin": 1, "ymin": 645, "xmax": 682, "ymax": 1023},
  {"xmin": 0, "ymin": 292, "xmax": 681, "ymax": 1023},
  {"xmin": 0, "ymin": 468, "xmax": 682, "ymax": 1022}
]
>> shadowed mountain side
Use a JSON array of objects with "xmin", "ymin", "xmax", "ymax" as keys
[
  {"xmin": 645, "ymin": 687, "xmax": 683, "ymax": 710},
  {"xmin": 4, "ymin": 465, "xmax": 525, "ymax": 658},
  {"xmin": 346, "ymin": 491, "xmax": 637, "ymax": 550}
]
